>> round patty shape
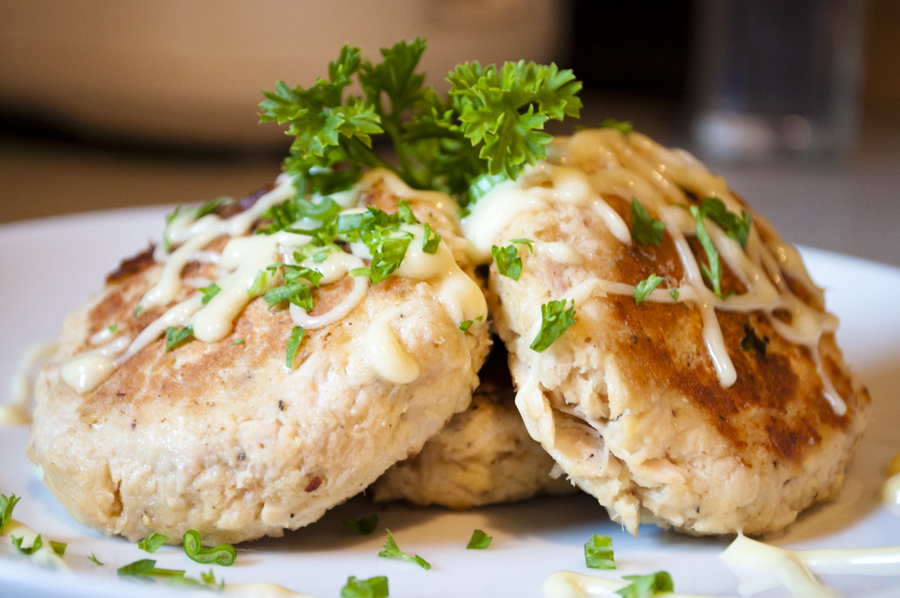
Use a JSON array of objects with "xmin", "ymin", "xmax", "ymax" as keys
[
  {"xmin": 28, "ymin": 171, "xmax": 490, "ymax": 545},
  {"xmin": 372, "ymin": 344, "xmax": 577, "ymax": 509},
  {"xmin": 469, "ymin": 129, "xmax": 870, "ymax": 536}
]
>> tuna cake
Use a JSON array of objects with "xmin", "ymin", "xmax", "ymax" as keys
[
  {"xmin": 463, "ymin": 127, "xmax": 870, "ymax": 536},
  {"xmin": 27, "ymin": 170, "xmax": 490, "ymax": 545},
  {"xmin": 373, "ymin": 343, "xmax": 577, "ymax": 509}
]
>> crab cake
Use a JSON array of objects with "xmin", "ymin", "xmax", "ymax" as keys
[
  {"xmin": 372, "ymin": 344, "xmax": 576, "ymax": 509},
  {"xmin": 465, "ymin": 128, "xmax": 870, "ymax": 536},
  {"xmin": 27, "ymin": 170, "xmax": 490, "ymax": 545}
]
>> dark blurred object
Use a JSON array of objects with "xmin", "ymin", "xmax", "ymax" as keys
[
  {"xmin": 570, "ymin": 1, "xmax": 693, "ymax": 97},
  {"xmin": 690, "ymin": 0, "xmax": 869, "ymax": 163}
]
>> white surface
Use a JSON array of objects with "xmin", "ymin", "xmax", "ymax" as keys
[{"xmin": 1, "ymin": 208, "xmax": 899, "ymax": 598}]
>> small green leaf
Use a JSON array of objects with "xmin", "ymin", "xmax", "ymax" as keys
[
  {"xmin": 459, "ymin": 320, "xmax": 474, "ymax": 333},
  {"xmin": 286, "ymin": 326, "xmax": 305, "ymax": 369},
  {"xmin": 341, "ymin": 575, "xmax": 389, "ymax": 598},
  {"xmin": 422, "ymin": 222, "xmax": 441, "ymax": 254},
  {"xmin": 492, "ymin": 244, "xmax": 523, "ymax": 280},
  {"xmin": 182, "ymin": 530, "xmax": 236, "ymax": 567},
  {"xmin": 509, "ymin": 238, "xmax": 534, "ymax": 253},
  {"xmin": 615, "ymin": 571, "xmax": 675, "ymax": 598},
  {"xmin": 699, "ymin": 197, "xmax": 752, "ymax": 249},
  {"xmin": 134, "ymin": 306, "xmax": 144, "ymax": 318},
  {"xmin": 138, "ymin": 532, "xmax": 169, "ymax": 554},
  {"xmin": 88, "ymin": 552, "xmax": 104, "ymax": 566},
  {"xmin": 232, "ymin": 338, "xmax": 244, "ymax": 346},
  {"xmin": 164, "ymin": 326, "xmax": 194, "ymax": 352},
  {"xmin": 344, "ymin": 513, "xmax": 378, "ymax": 535},
  {"xmin": 107, "ymin": 324, "xmax": 119, "ymax": 334},
  {"xmin": 116, "ymin": 558, "xmax": 186, "ymax": 581},
  {"xmin": 0, "ymin": 494, "xmax": 21, "ymax": 533},
  {"xmin": 199, "ymin": 283, "xmax": 221, "ymax": 305},
  {"xmin": 584, "ymin": 534, "xmax": 615, "ymax": 569},
  {"xmin": 601, "ymin": 118, "xmax": 633, "ymax": 135},
  {"xmin": 689, "ymin": 206, "xmax": 730, "ymax": 300},
  {"xmin": 49, "ymin": 540, "xmax": 67, "ymax": 557},
  {"xmin": 669, "ymin": 288, "xmax": 679, "ymax": 301},
  {"xmin": 466, "ymin": 529, "xmax": 492, "ymax": 549},
  {"xmin": 530, "ymin": 300, "xmax": 576, "ymax": 353},
  {"xmin": 349, "ymin": 267, "xmax": 370, "ymax": 277},
  {"xmin": 630, "ymin": 199, "xmax": 666, "ymax": 246},
  {"xmin": 248, "ymin": 270, "xmax": 268, "ymax": 298},
  {"xmin": 634, "ymin": 274, "xmax": 664, "ymax": 305},
  {"xmin": 378, "ymin": 530, "xmax": 431, "ymax": 570},
  {"xmin": 11, "ymin": 534, "xmax": 42, "ymax": 555}
]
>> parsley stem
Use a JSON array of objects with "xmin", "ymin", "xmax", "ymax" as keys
[{"xmin": 346, "ymin": 137, "xmax": 402, "ymax": 178}]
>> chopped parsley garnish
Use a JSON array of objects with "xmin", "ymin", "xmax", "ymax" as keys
[
  {"xmin": 689, "ymin": 205, "xmax": 730, "ymax": 300},
  {"xmin": 117, "ymin": 558, "xmax": 186, "ymax": 581},
  {"xmin": 669, "ymin": 288, "xmax": 679, "ymax": 301},
  {"xmin": 344, "ymin": 513, "xmax": 379, "ymax": 535},
  {"xmin": 107, "ymin": 323, "xmax": 119, "ymax": 334},
  {"xmin": 630, "ymin": 199, "xmax": 666, "ymax": 246},
  {"xmin": 0, "ymin": 494, "xmax": 21, "ymax": 533},
  {"xmin": 259, "ymin": 39, "xmax": 580, "ymax": 206},
  {"xmin": 49, "ymin": 541, "xmax": 67, "ymax": 557},
  {"xmin": 134, "ymin": 306, "xmax": 144, "ymax": 318},
  {"xmin": 285, "ymin": 326, "xmax": 305, "ymax": 369},
  {"xmin": 138, "ymin": 532, "xmax": 169, "ymax": 554},
  {"xmin": 88, "ymin": 552, "xmax": 104, "ymax": 566},
  {"xmin": 509, "ymin": 238, "xmax": 534, "ymax": 252},
  {"xmin": 699, "ymin": 197, "xmax": 752, "ymax": 249},
  {"xmin": 247, "ymin": 270, "xmax": 268, "ymax": 298},
  {"xmin": 263, "ymin": 265, "xmax": 322, "ymax": 311},
  {"xmin": 378, "ymin": 530, "xmax": 431, "ymax": 570},
  {"xmin": 182, "ymin": 530, "xmax": 236, "ymax": 566},
  {"xmin": 341, "ymin": 575, "xmax": 389, "ymax": 598},
  {"xmin": 199, "ymin": 283, "xmax": 221, "ymax": 304},
  {"xmin": 459, "ymin": 315, "xmax": 483, "ymax": 333},
  {"xmin": 11, "ymin": 534, "xmax": 42, "ymax": 555},
  {"xmin": 615, "ymin": 571, "xmax": 674, "ymax": 598},
  {"xmin": 164, "ymin": 326, "xmax": 194, "ymax": 352},
  {"xmin": 601, "ymin": 118, "xmax": 633, "ymax": 135},
  {"xmin": 466, "ymin": 529, "xmax": 492, "ymax": 549},
  {"xmin": 492, "ymin": 243, "xmax": 523, "ymax": 280},
  {"xmin": 232, "ymin": 338, "xmax": 244, "ymax": 346},
  {"xmin": 584, "ymin": 534, "xmax": 615, "ymax": 569},
  {"xmin": 634, "ymin": 274, "xmax": 664, "ymax": 305},
  {"xmin": 422, "ymin": 222, "xmax": 441, "ymax": 254},
  {"xmin": 530, "ymin": 300, "xmax": 576, "ymax": 353},
  {"xmin": 193, "ymin": 197, "xmax": 230, "ymax": 220}
]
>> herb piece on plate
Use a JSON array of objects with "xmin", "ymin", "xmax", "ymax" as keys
[
  {"xmin": 583, "ymin": 534, "xmax": 615, "ymax": 569},
  {"xmin": 466, "ymin": 529, "xmax": 492, "ymax": 549},
  {"xmin": 182, "ymin": 530, "xmax": 236, "ymax": 566},
  {"xmin": 378, "ymin": 530, "xmax": 431, "ymax": 570}
]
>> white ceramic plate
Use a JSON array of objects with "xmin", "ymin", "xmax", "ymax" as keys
[{"xmin": 1, "ymin": 208, "xmax": 899, "ymax": 598}]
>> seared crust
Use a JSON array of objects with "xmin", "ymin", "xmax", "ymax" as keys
[
  {"xmin": 373, "ymin": 344, "xmax": 577, "ymax": 509},
  {"xmin": 28, "ymin": 181, "xmax": 490, "ymax": 545},
  {"xmin": 488, "ymin": 134, "xmax": 870, "ymax": 536}
]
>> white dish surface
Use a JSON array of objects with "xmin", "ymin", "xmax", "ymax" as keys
[{"xmin": 1, "ymin": 207, "xmax": 899, "ymax": 598}]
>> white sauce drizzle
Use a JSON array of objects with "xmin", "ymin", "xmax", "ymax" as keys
[
  {"xmin": 534, "ymin": 241, "xmax": 583, "ymax": 266},
  {"xmin": 542, "ymin": 571, "xmax": 706, "ymax": 598},
  {"xmin": 224, "ymin": 583, "xmax": 318, "ymax": 598},
  {"xmin": 1, "ymin": 342, "xmax": 58, "ymax": 425},
  {"xmin": 0, "ymin": 519, "xmax": 66, "ymax": 569},
  {"xmin": 62, "ymin": 171, "xmax": 482, "ymax": 392},
  {"xmin": 883, "ymin": 453, "xmax": 900, "ymax": 505},
  {"xmin": 465, "ymin": 129, "xmax": 847, "ymax": 414}
]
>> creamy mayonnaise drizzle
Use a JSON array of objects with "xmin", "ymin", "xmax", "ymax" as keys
[
  {"xmin": 1, "ymin": 342, "xmax": 58, "ymax": 425},
  {"xmin": 0, "ymin": 519, "xmax": 66, "ymax": 569},
  {"xmin": 464, "ymin": 129, "xmax": 847, "ymax": 415},
  {"xmin": 62, "ymin": 171, "xmax": 483, "ymax": 393},
  {"xmin": 883, "ymin": 453, "xmax": 900, "ymax": 505},
  {"xmin": 223, "ymin": 583, "xmax": 318, "ymax": 597}
]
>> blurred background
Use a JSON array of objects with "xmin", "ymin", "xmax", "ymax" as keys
[{"xmin": 1, "ymin": 0, "xmax": 898, "ymax": 266}]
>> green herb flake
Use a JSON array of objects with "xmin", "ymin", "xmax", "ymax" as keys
[
  {"xmin": 248, "ymin": 270, "xmax": 268, "ymax": 298},
  {"xmin": 312, "ymin": 249, "xmax": 331, "ymax": 264},
  {"xmin": 138, "ymin": 532, "xmax": 169, "ymax": 554},
  {"xmin": 466, "ymin": 529, "xmax": 492, "ymax": 549},
  {"xmin": 378, "ymin": 529, "xmax": 431, "ymax": 570},
  {"xmin": 341, "ymin": 575, "xmax": 389, "ymax": 598},
  {"xmin": 350, "ymin": 267, "xmax": 370, "ymax": 277},
  {"xmin": 285, "ymin": 326, "xmax": 305, "ymax": 369},
  {"xmin": 199, "ymin": 283, "xmax": 221, "ymax": 305},
  {"xmin": 630, "ymin": 199, "xmax": 666, "ymax": 246},
  {"xmin": 459, "ymin": 320, "xmax": 473, "ymax": 333},
  {"xmin": 107, "ymin": 324, "xmax": 119, "ymax": 334},
  {"xmin": 584, "ymin": 534, "xmax": 615, "ymax": 569},
  {"xmin": 232, "ymin": 338, "xmax": 244, "ymax": 346},
  {"xmin": 134, "ymin": 306, "xmax": 144, "ymax": 318},
  {"xmin": 88, "ymin": 552, "xmax": 104, "ymax": 566},
  {"xmin": 601, "ymin": 118, "xmax": 633, "ymax": 135},
  {"xmin": 344, "ymin": 513, "xmax": 379, "ymax": 535},
  {"xmin": 492, "ymin": 243, "xmax": 523, "ymax": 281},
  {"xmin": 49, "ymin": 540, "xmax": 67, "ymax": 557},
  {"xmin": 422, "ymin": 222, "xmax": 441, "ymax": 254},
  {"xmin": 509, "ymin": 238, "xmax": 534, "ymax": 253},
  {"xmin": 182, "ymin": 530, "xmax": 236, "ymax": 567},
  {"xmin": 634, "ymin": 274, "xmax": 664, "ymax": 305},
  {"xmin": 689, "ymin": 205, "xmax": 730, "ymax": 300},
  {"xmin": 116, "ymin": 558, "xmax": 186, "ymax": 581},
  {"xmin": 0, "ymin": 494, "xmax": 21, "ymax": 533},
  {"xmin": 615, "ymin": 571, "xmax": 675, "ymax": 598},
  {"xmin": 11, "ymin": 534, "xmax": 42, "ymax": 556},
  {"xmin": 192, "ymin": 197, "xmax": 230, "ymax": 220},
  {"xmin": 699, "ymin": 197, "xmax": 752, "ymax": 249},
  {"xmin": 530, "ymin": 299, "xmax": 576, "ymax": 353},
  {"xmin": 669, "ymin": 288, "xmax": 679, "ymax": 301},
  {"xmin": 164, "ymin": 326, "xmax": 194, "ymax": 352}
]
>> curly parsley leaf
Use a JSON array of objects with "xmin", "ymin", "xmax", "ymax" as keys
[
  {"xmin": 138, "ymin": 532, "xmax": 169, "ymax": 554},
  {"xmin": 342, "ymin": 575, "xmax": 389, "ymax": 598},
  {"xmin": 601, "ymin": 118, "xmax": 633, "ymax": 135},
  {"xmin": 584, "ymin": 534, "xmax": 616, "ymax": 569},
  {"xmin": 0, "ymin": 494, "xmax": 21, "ymax": 533},
  {"xmin": 699, "ymin": 197, "xmax": 752, "ymax": 249},
  {"xmin": 49, "ymin": 541, "xmax": 67, "ymax": 557},
  {"xmin": 630, "ymin": 199, "xmax": 666, "ymax": 246},
  {"xmin": 615, "ymin": 571, "xmax": 675, "ymax": 598},
  {"xmin": 182, "ymin": 530, "xmax": 236, "ymax": 566},
  {"xmin": 530, "ymin": 299, "xmax": 576, "ymax": 353},
  {"xmin": 509, "ymin": 238, "xmax": 534, "ymax": 252},
  {"xmin": 466, "ymin": 529, "xmax": 492, "ymax": 549},
  {"xmin": 422, "ymin": 222, "xmax": 441, "ymax": 254},
  {"xmin": 88, "ymin": 552, "xmax": 104, "ymax": 566},
  {"xmin": 378, "ymin": 530, "xmax": 431, "ymax": 570},
  {"xmin": 164, "ymin": 326, "xmax": 194, "ymax": 352},
  {"xmin": 492, "ymin": 243, "xmax": 523, "ymax": 280},
  {"xmin": 285, "ymin": 326, "xmax": 305, "ymax": 369},
  {"xmin": 344, "ymin": 514, "xmax": 379, "ymax": 536},
  {"xmin": 117, "ymin": 558, "xmax": 186, "ymax": 581},
  {"xmin": 459, "ymin": 315, "xmax": 483, "ymax": 333},
  {"xmin": 199, "ymin": 283, "xmax": 220, "ymax": 305},
  {"xmin": 670, "ymin": 288, "xmax": 680, "ymax": 301},
  {"xmin": 11, "ymin": 534, "xmax": 42, "ymax": 555},
  {"xmin": 689, "ymin": 205, "xmax": 731, "ymax": 300},
  {"xmin": 247, "ymin": 270, "xmax": 268, "ymax": 298},
  {"xmin": 635, "ymin": 274, "xmax": 664, "ymax": 305}
]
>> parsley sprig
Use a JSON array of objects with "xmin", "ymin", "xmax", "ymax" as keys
[
  {"xmin": 531, "ymin": 300, "xmax": 576, "ymax": 353},
  {"xmin": 378, "ymin": 530, "xmax": 431, "ymax": 570}
]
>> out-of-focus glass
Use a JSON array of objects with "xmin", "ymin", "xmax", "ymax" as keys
[{"xmin": 690, "ymin": 0, "xmax": 868, "ymax": 163}]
